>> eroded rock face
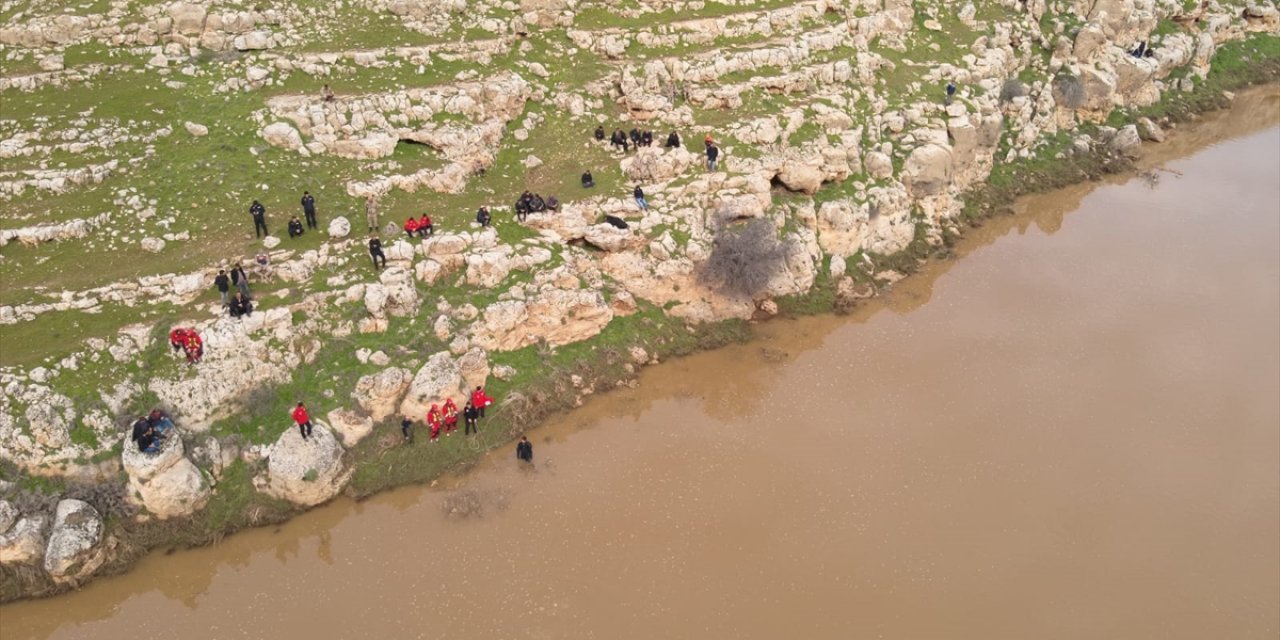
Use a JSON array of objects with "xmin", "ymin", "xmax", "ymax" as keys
[
  {"xmin": 352, "ymin": 367, "xmax": 413, "ymax": 421},
  {"xmin": 325, "ymin": 408, "xmax": 374, "ymax": 446},
  {"xmin": 399, "ymin": 352, "xmax": 466, "ymax": 418},
  {"xmin": 470, "ymin": 288, "xmax": 614, "ymax": 352},
  {"xmin": 122, "ymin": 433, "xmax": 211, "ymax": 519},
  {"xmin": 0, "ymin": 512, "xmax": 47, "ymax": 565},
  {"xmin": 43, "ymin": 499, "xmax": 105, "ymax": 583},
  {"xmin": 264, "ymin": 423, "xmax": 348, "ymax": 507}
]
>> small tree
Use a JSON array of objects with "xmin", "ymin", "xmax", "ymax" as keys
[{"xmin": 698, "ymin": 218, "xmax": 788, "ymax": 298}]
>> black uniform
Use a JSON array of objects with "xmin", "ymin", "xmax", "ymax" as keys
[
  {"xmin": 288, "ymin": 218, "xmax": 304, "ymax": 238},
  {"xmin": 464, "ymin": 404, "xmax": 479, "ymax": 434},
  {"xmin": 665, "ymin": 131, "xmax": 680, "ymax": 148},
  {"xmin": 301, "ymin": 193, "xmax": 317, "ymax": 229},
  {"xmin": 516, "ymin": 439, "xmax": 533, "ymax": 462},
  {"xmin": 368, "ymin": 237, "xmax": 386, "ymax": 269},
  {"xmin": 250, "ymin": 201, "xmax": 267, "ymax": 238},
  {"xmin": 401, "ymin": 418, "xmax": 413, "ymax": 443},
  {"xmin": 476, "ymin": 208, "xmax": 491, "ymax": 227},
  {"xmin": 594, "ymin": 126, "xmax": 605, "ymax": 141},
  {"xmin": 581, "ymin": 171, "xmax": 595, "ymax": 188}
]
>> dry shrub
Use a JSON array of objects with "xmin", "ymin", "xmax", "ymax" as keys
[{"xmin": 698, "ymin": 218, "xmax": 787, "ymax": 298}]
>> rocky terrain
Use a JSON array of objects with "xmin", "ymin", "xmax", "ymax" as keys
[{"xmin": 1, "ymin": 0, "xmax": 1276, "ymax": 596}]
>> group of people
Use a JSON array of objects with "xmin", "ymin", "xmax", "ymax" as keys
[
  {"xmin": 402, "ymin": 214, "xmax": 436, "ymax": 238},
  {"xmin": 598, "ymin": 126, "xmax": 682, "ymax": 152},
  {"xmin": 130, "ymin": 409, "xmax": 175, "ymax": 453},
  {"xmin": 213, "ymin": 263, "xmax": 255, "ymax": 318},
  {"xmin": 247, "ymin": 191, "xmax": 322, "ymax": 240},
  {"xmin": 168, "ymin": 328, "xmax": 204, "ymax": 364},
  {"xmin": 512, "ymin": 192, "xmax": 559, "ymax": 222},
  {"xmin": 399, "ymin": 386, "xmax": 495, "ymax": 443}
]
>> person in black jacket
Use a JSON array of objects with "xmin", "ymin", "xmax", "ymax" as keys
[
  {"xmin": 400, "ymin": 417, "xmax": 414, "ymax": 443},
  {"xmin": 229, "ymin": 291, "xmax": 254, "ymax": 318},
  {"xmin": 476, "ymin": 207, "xmax": 491, "ymax": 227},
  {"xmin": 516, "ymin": 436, "xmax": 533, "ymax": 463},
  {"xmin": 288, "ymin": 216, "xmax": 304, "ymax": 238},
  {"xmin": 214, "ymin": 269, "xmax": 231, "ymax": 306},
  {"xmin": 665, "ymin": 131, "xmax": 680, "ymax": 148},
  {"xmin": 301, "ymin": 191, "xmax": 318, "ymax": 229},
  {"xmin": 581, "ymin": 171, "xmax": 595, "ymax": 188},
  {"xmin": 368, "ymin": 235, "xmax": 386, "ymax": 269},
  {"xmin": 633, "ymin": 185, "xmax": 648, "ymax": 210},
  {"xmin": 706, "ymin": 143, "xmax": 719, "ymax": 172},
  {"xmin": 594, "ymin": 125, "xmax": 605, "ymax": 141},
  {"xmin": 464, "ymin": 401, "xmax": 479, "ymax": 434},
  {"xmin": 250, "ymin": 200, "xmax": 267, "ymax": 238}
]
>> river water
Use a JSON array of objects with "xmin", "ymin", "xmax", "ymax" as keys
[{"xmin": 3, "ymin": 89, "xmax": 1279, "ymax": 639}]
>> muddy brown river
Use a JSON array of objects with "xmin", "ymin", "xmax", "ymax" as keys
[{"xmin": 3, "ymin": 89, "xmax": 1279, "ymax": 639}]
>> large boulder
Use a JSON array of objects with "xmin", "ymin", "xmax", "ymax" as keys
[
  {"xmin": 775, "ymin": 162, "xmax": 825, "ymax": 194},
  {"xmin": 328, "ymin": 216, "xmax": 351, "ymax": 238},
  {"xmin": 399, "ymin": 352, "xmax": 467, "ymax": 419},
  {"xmin": 261, "ymin": 122, "xmax": 303, "ymax": 151},
  {"xmin": 465, "ymin": 250, "xmax": 513, "ymax": 288},
  {"xmin": 470, "ymin": 288, "xmax": 614, "ymax": 352},
  {"xmin": 122, "ymin": 433, "xmax": 211, "ymax": 519},
  {"xmin": 352, "ymin": 367, "xmax": 413, "ymax": 421},
  {"xmin": 325, "ymin": 408, "xmax": 375, "ymax": 446},
  {"xmin": 43, "ymin": 499, "xmax": 106, "ymax": 583},
  {"xmin": 583, "ymin": 223, "xmax": 641, "ymax": 252},
  {"xmin": 902, "ymin": 144, "xmax": 953, "ymax": 197},
  {"xmin": 264, "ymin": 423, "xmax": 348, "ymax": 507},
  {"xmin": 621, "ymin": 147, "xmax": 698, "ymax": 182},
  {"xmin": 0, "ymin": 512, "xmax": 47, "ymax": 565},
  {"xmin": 167, "ymin": 3, "xmax": 207, "ymax": 35},
  {"xmin": 1109, "ymin": 124, "xmax": 1143, "ymax": 159}
]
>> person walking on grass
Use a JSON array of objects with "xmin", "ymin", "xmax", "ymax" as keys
[
  {"xmin": 516, "ymin": 436, "xmax": 533, "ymax": 463},
  {"xmin": 292, "ymin": 402, "xmax": 314, "ymax": 440},
  {"xmin": 301, "ymin": 191, "xmax": 318, "ymax": 230},
  {"xmin": 250, "ymin": 200, "xmax": 268, "ymax": 238}
]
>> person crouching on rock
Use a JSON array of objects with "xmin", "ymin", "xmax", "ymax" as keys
[
  {"xmin": 464, "ymin": 400, "xmax": 479, "ymax": 435},
  {"xmin": 443, "ymin": 398, "xmax": 459, "ymax": 436},
  {"xmin": 183, "ymin": 330, "xmax": 203, "ymax": 364},
  {"xmin": 403, "ymin": 216, "xmax": 419, "ymax": 239},
  {"xmin": 229, "ymin": 291, "xmax": 254, "ymax": 318},
  {"xmin": 169, "ymin": 327, "xmax": 189, "ymax": 354},
  {"xmin": 417, "ymin": 214, "xmax": 433, "ymax": 237},
  {"xmin": 292, "ymin": 402, "xmax": 314, "ymax": 440},
  {"xmin": 427, "ymin": 404, "xmax": 443, "ymax": 442},
  {"xmin": 131, "ymin": 416, "xmax": 159, "ymax": 453}
]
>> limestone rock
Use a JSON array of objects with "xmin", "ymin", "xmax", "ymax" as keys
[
  {"xmin": 122, "ymin": 433, "xmax": 210, "ymax": 519},
  {"xmin": 140, "ymin": 237, "xmax": 166, "ymax": 253},
  {"xmin": 325, "ymin": 408, "xmax": 375, "ymax": 446},
  {"xmin": 399, "ymin": 352, "xmax": 467, "ymax": 418},
  {"xmin": 328, "ymin": 216, "xmax": 351, "ymax": 238},
  {"xmin": 264, "ymin": 423, "xmax": 348, "ymax": 507},
  {"xmin": 471, "ymin": 289, "xmax": 614, "ymax": 352},
  {"xmin": 1137, "ymin": 117, "xmax": 1165, "ymax": 143},
  {"xmin": 1110, "ymin": 125, "xmax": 1143, "ymax": 159},
  {"xmin": 775, "ymin": 162, "xmax": 824, "ymax": 194},
  {"xmin": 262, "ymin": 235, "xmax": 281, "ymax": 249},
  {"xmin": 583, "ymin": 223, "xmax": 640, "ymax": 252},
  {"xmin": 184, "ymin": 122, "xmax": 209, "ymax": 137},
  {"xmin": 261, "ymin": 122, "xmax": 303, "ymax": 151},
  {"xmin": 353, "ymin": 366, "xmax": 412, "ymax": 419},
  {"xmin": 903, "ymin": 144, "xmax": 953, "ymax": 197},
  {"xmin": 0, "ymin": 513, "xmax": 47, "ymax": 565},
  {"xmin": 864, "ymin": 151, "xmax": 893, "ymax": 179},
  {"xmin": 43, "ymin": 499, "xmax": 106, "ymax": 583}
]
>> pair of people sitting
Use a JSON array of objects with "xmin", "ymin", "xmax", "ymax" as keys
[
  {"xmin": 131, "ymin": 409, "xmax": 175, "ymax": 454},
  {"xmin": 512, "ymin": 192, "xmax": 557, "ymax": 222},
  {"xmin": 229, "ymin": 291, "xmax": 254, "ymax": 318},
  {"xmin": 404, "ymin": 215, "xmax": 434, "ymax": 238}
]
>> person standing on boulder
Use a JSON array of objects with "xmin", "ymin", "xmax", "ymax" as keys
[
  {"xmin": 365, "ymin": 195, "xmax": 379, "ymax": 232},
  {"xmin": 464, "ymin": 400, "xmax": 479, "ymax": 435},
  {"xmin": 368, "ymin": 234, "xmax": 387, "ymax": 269},
  {"xmin": 214, "ymin": 269, "xmax": 231, "ymax": 307},
  {"xmin": 250, "ymin": 200, "xmax": 268, "ymax": 238},
  {"xmin": 301, "ymin": 191, "xmax": 318, "ymax": 230},
  {"xmin": 292, "ymin": 402, "xmax": 314, "ymax": 440},
  {"xmin": 516, "ymin": 436, "xmax": 533, "ymax": 463}
]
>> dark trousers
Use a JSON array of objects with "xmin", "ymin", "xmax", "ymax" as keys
[
  {"xmin": 254, "ymin": 217, "xmax": 268, "ymax": 238},
  {"xmin": 305, "ymin": 211, "xmax": 317, "ymax": 229},
  {"xmin": 370, "ymin": 250, "xmax": 386, "ymax": 268},
  {"xmin": 402, "ymin": 424, "xmax": 413, "ymax": 442},
  {"xmin": 478, "ymin": 405, "xmax": 486, "ymax": 418},
  {"xmin": 298, "ymin": 421, "xmax": 313, "ymax": 439},
  {"xmin": 465, "ymin": 418, "xmax": 477, "ymax": 434}
]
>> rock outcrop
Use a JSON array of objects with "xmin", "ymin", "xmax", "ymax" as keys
[
  {"xmin": 43, "ymin": 499, "xmax": 106, "ymax": 583},
  {"xmin": 264, "ymin": 423, "xmax": 349, "ymax": 507},
  {"xmin": 122, "ymin": 432, "xmax": 211, "ymax": 519}
]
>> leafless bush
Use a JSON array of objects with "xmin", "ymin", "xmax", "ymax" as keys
[
  {"xmin": 1052, "ymin": 72, "xmax": 1086, "ymax": 109},
  {"xmin": 698, "ymin": 218, "xmax": 788, "ymax": 298},
  {"xmin": 999, "ymin": 78, "xmax": 1027, "ymax": 103},
  {"xmin": 65, "ymin": 481, "xmax": 138, "ymax": 520}
]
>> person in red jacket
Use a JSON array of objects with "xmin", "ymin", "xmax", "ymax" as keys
[
  {"xmin": 427, "ymin": 404, "xmax": 443, "ymax": 442},
  {"xmin": 403, "ymin": 216, "xmax": 419, "ymax": 239},
  {"xmin": 442, "ymin": 398, "xmax": 459, "ymax": 435},
  {"xmin": 417, "ymin": 214, "xmax": 433, "ymax": 237},
  {"xmin": 292, "ymin": 402, "xmax": 313, "ymax": 440},
  {"xmin": 183, "ymin": 331, "xmax": 203, "ymax": 364},
  {"xmin": 471, "ymin": 386, "xmax": 494, "ymax": 418},
  {"xmin": 169, "ymin": 328, "xmax": 189, "ymax": 354}
]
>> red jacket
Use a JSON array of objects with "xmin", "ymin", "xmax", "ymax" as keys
[
  {"xmin": 472, "ymin": 388, "xmax": 493, "ymax": 408},
  {"xmin": 426, "ymin": 406, "xmax": 442, "ymax": 427},
  {"xmin": 169, "ymin": 328, "xmax": 188, "ymax": 345},
  {"xmin": 404, "ymin": 218, "xmax": 419, "ymax": 232},
  {"xmin": 185, "ymin": 332, "xmax": 202, "ymax": 348},
  {"xmin": 443, "ymin": 399, "xmax": 458, "ymax": 421},
  {"xmin": 292, "ymin": 405, "xmax": 310, "ymax": 425},
  {"xmin": 418, "ymin": 216, "xmax": 431, "ymax": 228}
]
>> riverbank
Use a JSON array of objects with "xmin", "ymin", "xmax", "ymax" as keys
[{"xmin": 2, "ymin": 7, "xmax": 1279, "ymax": 601}]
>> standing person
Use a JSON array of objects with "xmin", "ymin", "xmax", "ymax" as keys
[
  {"xmin": 427, "ymin": 404, "xmax": 443, "ymax": 442},
  {"xmin": 364, "ymin": 195, "xmax": 379, "ymax": 232},
  {"xmin": 945, "ymin": 80, "xmax": 956, "ymax": 105},
  {"xmin": 368, "ymin": 235, "xmax": 387, "ymax": 269},
  {"xmin": 476, "ymin": 206, "xmax": 491, "ymax": 227},
  {"xmin": 292, "ymin": 402, "xmax": 313, "ymax": 440},
  {"xmin": 471, "ymin": 386, "xmax": 494, "ymax": 418},
  {"xmin": 706, "ymin": 143, "xmax": 719, "ymax": 172},
  {"xmin": 288, "ymin": 215, "xmax": 305, "ymax": 238},
  {"xmin": 403, "ymin": 216, "xmax": 419, "ymax": 239},
  {"xmin": 516, "ymin": 436, "xmax": 533, "ymax": 463},
  {"xmin": 250, "ymin": 200, "xmax": 268, "ymax": 238},
  {"xmin": 231, "ymin": 263, "xmax": 251, "ymax": 298},
  {"xmin": 442, "ymin": 398, "xmax": 459, "ymax": 436},
  {"xmin": 301, "ymin": 191, "xmax": 318, "ymax": 229},
  {"xmin": 417, "ymin": 214, "xmax": 433, "ymax": 237},
  {"xmin": 214, "ymin": 270, "xmax": 231, "ymax": 306},
  {"xmin": 633, "ymin": 185, "xmax": 648, "ymax": 211},
  {"xmin": 400, "ymin": 417, "xmax": 414, "ymax": 443},
  {"xmin": 463, "ymin": 400, "xmax": 479, "ymax": 435},
  {"xmin": 183, "ymin": 330, "xmax": 203, "ymax": 364}
]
